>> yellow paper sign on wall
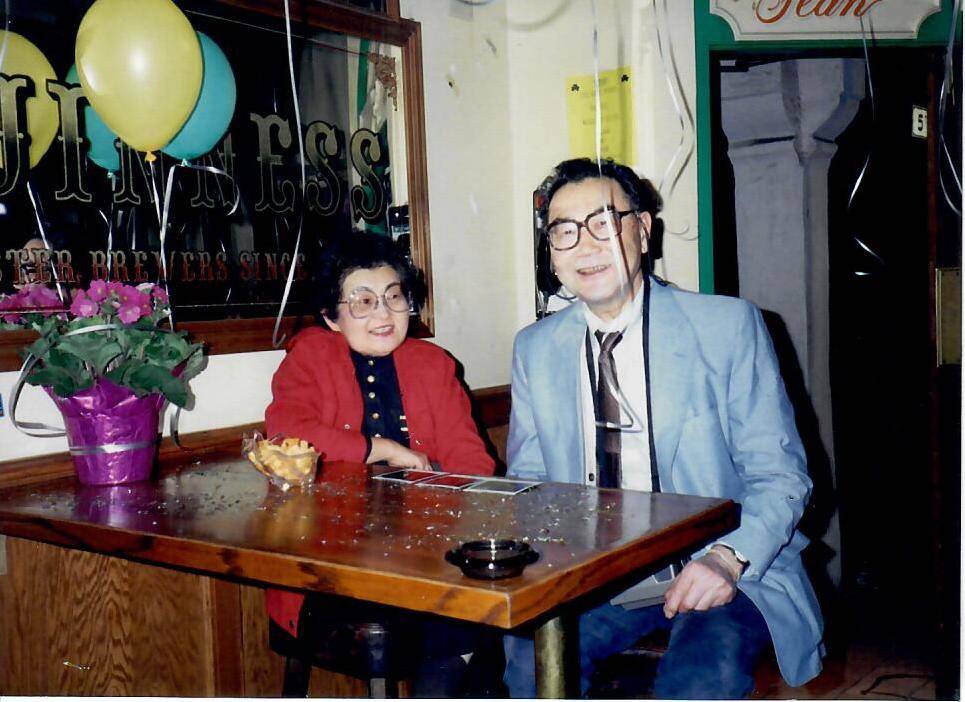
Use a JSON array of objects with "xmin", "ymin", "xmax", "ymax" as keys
[{"xmin": 566, "ymin": 67, "xmax": 634, "ymax": 165}]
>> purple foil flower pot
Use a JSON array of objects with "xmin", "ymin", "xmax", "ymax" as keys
[{"xmin": 47, "ymin": 380, "xmax": 164, "ymax": 486}]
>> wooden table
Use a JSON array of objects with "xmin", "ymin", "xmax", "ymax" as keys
[{"xmin": 0, "ymin": 458, "xmax": 736, "ymax": 697}]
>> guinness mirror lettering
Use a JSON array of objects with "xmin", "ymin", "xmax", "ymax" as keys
[{"xmin": 1, "ymin": 76, "xmax": 389, "ymax": 222}]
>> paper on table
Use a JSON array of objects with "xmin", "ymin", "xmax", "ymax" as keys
[
  {"xmin": 418, "ymin": 474, "xmax": 483, "ymax": 489},
  {"xmin": 464, "ymin": 479, "xmax": 540, "ymax": 496},
  {"xmin": 373, "ymin": 469, "xmax": 437, "ymax": 483}
]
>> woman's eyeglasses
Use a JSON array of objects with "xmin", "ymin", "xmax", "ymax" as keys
[{"xmin": 339, "ymin": 282, "xmax": 411, "ymax": 319}]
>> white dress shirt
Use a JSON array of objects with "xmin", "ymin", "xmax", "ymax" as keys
[{"xmin": 579, "ymin": 288, "xmax": 652, "ymax": 491}]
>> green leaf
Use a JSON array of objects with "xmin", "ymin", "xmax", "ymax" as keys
[
  {"xmin": 25, "ymin": 335, "xmax": 54, "ymax": 360},
  {"xmin": 26, "ymin": 366, "xmax": 78, "ymax": 397},
  {"xmin": 116, "ymin": 327, "xmax": 153, "ymax": 356},
  {"xmin": 127, "ymin": 363, "xmax": 187, "ymax": 406},
  {"xmin": 48, "ymin": 347, "xmax": 90, "ymax": 380},
  {"xmin": 105, "ymin": 357, "xmax": 145, "ymax": 387},
  {"xmin": 57, "ymin": 334, "xmax": 123, "ymax": 374},
  {"xmin": 128, "ymin": 363, "xmax": 170, "ymax": 392},
  {"xmin": 180, "ymin": 347, "xmax": 206, "ymax": 382},
  {"xmin": 143, "ymin": 334, "xmax": 192, "ymax": 369},
  {"xmin": 26, "ymin": 363, "xmax": 94, "ymax": 397},
  {"xmin": 160, "ymin": 378, "xmax": 189, "ymax": 408}
]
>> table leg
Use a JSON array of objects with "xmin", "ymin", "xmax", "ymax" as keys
[{"xmin": 534, "ymin": 613, "xmax": 578, "ymax": 698}]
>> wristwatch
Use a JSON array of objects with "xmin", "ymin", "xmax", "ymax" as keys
[{"xmin": 710, "ymin": 543, "xmax": 749, "ymax": 576}]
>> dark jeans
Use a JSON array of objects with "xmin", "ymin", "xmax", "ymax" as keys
[{"xmin": 503, "ymin": 591, "xmax": 771, "ymax": 699}]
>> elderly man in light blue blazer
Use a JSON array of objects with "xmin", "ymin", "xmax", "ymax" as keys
[{"xmin": 504, "ymin": 158, "xmax": 824, "ymax": 699}]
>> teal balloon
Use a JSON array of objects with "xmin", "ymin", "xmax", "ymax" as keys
[
  {"xmin": 162, "ymin": 32, "xmax": 236, "ymax": 161},
  {"xmin": 66, "ymin": 64, "xmax": 120, "ymax": 172}
]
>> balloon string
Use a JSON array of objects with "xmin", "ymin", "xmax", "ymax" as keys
[
  {"xmin": 96, "ymin": 174, "xmax": 117, "ymax": 282},
  {"xmin": 26, "ymin": 180, "xmax": 66, "ymax": 304},
  {"xmin": 587, "ymin": 0, "xmax": 630, "ymax": 303},
  {"xmin": 177, "ymin": 159, "xmax": 241, "ymax": 217},
  {"xmin": 585, "ymin": 0, "xmax": 640, "ymax": 421},
  {"xmin": 148, "ymin": 158, "xmax": 175, "ymax": 322},
  {"xmin": 126, "ymin": 202, "xmax": 137, "ymax": 251},
  {"xmin": 653, "ymin": 0, "xmax": 695, "ymax": 239},
  {"xmin": 206, "ymin": 157, "xmax": 235, "ymax": 304},
  {"xmin": 274, "ymin": 0, "xmax": 308, "ymax": 350},
  {"xmin": 591, "ymin": 0, "xmax": 603, "ymax": 171},
  {"xmin": 850, "ymin": 14, "xmax": 884, "ymax": 277},
  {"xmin": 156, "ymin": 158, "xmax": 243, "ymax": 323}
]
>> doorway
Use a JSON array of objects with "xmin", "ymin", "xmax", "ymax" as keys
[{"xmin": 710, "ymin": 45, "xmax": 961, "ymax": 696}]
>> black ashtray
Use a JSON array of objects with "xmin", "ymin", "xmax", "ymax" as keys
[{"xmin": 445, "ymin": 539, "xmax": 540, "ymax": 580}]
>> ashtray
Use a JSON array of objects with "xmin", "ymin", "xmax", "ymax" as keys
[
  {"xmin": 445, "ymin": 539, "xmax": 540, "ymax": 580},
  {"xmin": 242, "ymin": 432, "xmax": 320, "ymax": 491}
]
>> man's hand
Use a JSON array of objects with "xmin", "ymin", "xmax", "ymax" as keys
[{"xmin": 662, "ymin": 547, "xmax": 743, "ymax": 618}]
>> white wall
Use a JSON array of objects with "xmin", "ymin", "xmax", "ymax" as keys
[
  {"xmin": 398, "ymin": 0, "xmax": 518, "ymax": 388},
  {"xmin": 0, "ymin": 0, "xmax": 701, "ymax": 462},
  {"xmin": 499, "ymin": 0, "xmax": 700, "ymax": 305}
]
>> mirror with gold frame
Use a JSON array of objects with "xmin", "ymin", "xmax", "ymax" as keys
[{"xmin": 0, "ymin": 0, "xmax": 432, "ymax": 369}]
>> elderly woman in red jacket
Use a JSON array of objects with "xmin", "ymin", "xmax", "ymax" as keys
[{"xmin": 264, "ymin": 231, "xmax": 498, "ymax": 696}]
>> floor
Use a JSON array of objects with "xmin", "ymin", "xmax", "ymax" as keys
[{"xmin": 751, "ymin": 605, "xmax": 941, "ymax": 700}]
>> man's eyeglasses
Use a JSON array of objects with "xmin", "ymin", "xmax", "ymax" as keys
[
  {"xmin": 546, "ymin": 208, "xmax": 637, "ymax": 251},
  {"xmin": 338, "ymin": 282, "xmax": 411, "ymax": 319}
]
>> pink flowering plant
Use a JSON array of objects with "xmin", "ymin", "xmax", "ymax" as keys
[{"xmin": 0, "ymin": 280, "xmax": 203, "ymax": 407}]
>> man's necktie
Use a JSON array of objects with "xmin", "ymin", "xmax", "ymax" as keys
[{"xmin": 595, "ymin": 330, "xmax": 623, "ymax": 488}]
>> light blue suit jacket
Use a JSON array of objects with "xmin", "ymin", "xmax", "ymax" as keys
[{"xmin": 508, "ymin": 279, "xmax": 824, "ymax": 687}]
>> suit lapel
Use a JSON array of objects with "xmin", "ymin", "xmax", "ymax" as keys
[
  {"xmin": 547, "ymin": 306, "xmax": 588, "ymax": 484},
  {"xmin": 647, "ymin": 282, "xmax": 696, "ymax": 492}
]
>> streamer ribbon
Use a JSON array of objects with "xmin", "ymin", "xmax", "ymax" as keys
[
  {"xmin": 851, "ymin": 14, "xmax": 885, "ymax": 277},
  {"xmin": 9, "ymin": 322, "xmax": 199, "ymax": 445},
  {"xmin": 272, "ymin": 0, "xmax": 308, "ymax": 350},
  {"xmin": 69, "ymin": 440, "xmax": 156, "ymax": 456},
  {"xmin": 938, "ymin": 0, "xmax": 962, "ymax": 216},
  {"xmin": 653, "ymin": 0, "xmax": 695, "ymax": 239},
  {"xmin": 26, "ymin": 181, "xmax": 66, "ymax": 303}
]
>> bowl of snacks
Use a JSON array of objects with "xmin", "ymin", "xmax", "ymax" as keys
[{"xmin": 242, "ymin": 432, "xmax": 320, "ymax": 491}]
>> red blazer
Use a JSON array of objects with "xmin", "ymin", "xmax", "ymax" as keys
[{"xmin": 264, "ymin": 327, "xmax": 495, "ymax": 635}]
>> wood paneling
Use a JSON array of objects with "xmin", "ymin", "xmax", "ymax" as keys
[
  {"xmin": 0, "ymin": 537, "xmax": 213, "ymax": 695},
  {"xmin": 0, "ymin": 535, "xmax": 376, "ymax": 697},
  {"xmin": 239, "ymin": 584, "xmax": 286, "ymax": 696}
]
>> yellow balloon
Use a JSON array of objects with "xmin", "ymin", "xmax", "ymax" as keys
[
  {"xmin": 75, "ymin": 0, "xmax": 202, "ymax": 154},
  {"xmin": 0, "ymin": 31, "xmax": 58, "ymax": 169}
]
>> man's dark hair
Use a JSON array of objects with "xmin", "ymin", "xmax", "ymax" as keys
[
  {"xmin": 312, "ymin": 230, "xmax": 426, "ymax": 321},
  {"xmin": 536, "ymin": 157, "xmax": 664, "ymax": 264},
  {"xmin": 537, "ymin": 158, "xmax": 663, "ymax": 225}
]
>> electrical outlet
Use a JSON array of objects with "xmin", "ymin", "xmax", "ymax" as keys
[{"xmin": 912, "ymin": 106, "xmax": 928, "ymax": 139}]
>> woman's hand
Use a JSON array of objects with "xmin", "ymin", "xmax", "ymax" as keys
[{"xmin": 368, "ymin": 437, "xmax": 431, "ymax": 469}]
